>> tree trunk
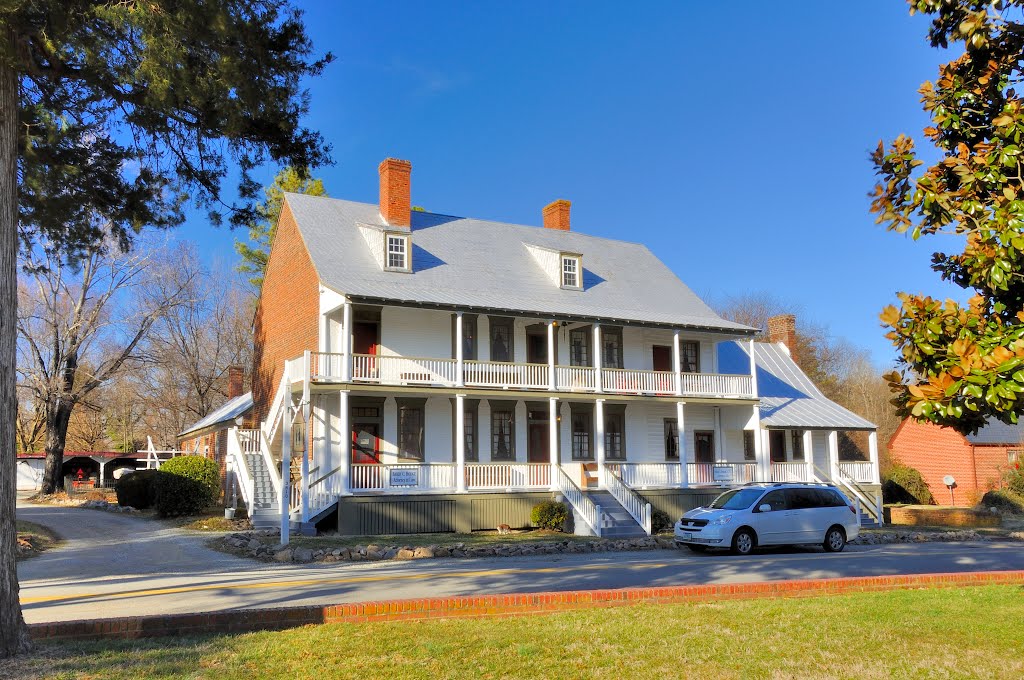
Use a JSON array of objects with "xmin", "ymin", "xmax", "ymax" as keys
[
  {"xmin": 41, "ymin": 400, "xmax": 72, "ymax": 494},
  {"xmin": 0, "ymin": 31, "xmax": 34, "ymax": 657}
]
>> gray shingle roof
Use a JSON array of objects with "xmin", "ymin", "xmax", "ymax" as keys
[
  {"xmin": 965, "ymin": 419, "xmax": 1024, "ymax": 445},
  {"xmin": 718, "ymin": 341, "xmax": 876, "ymax": 431},
  {"xmin": 284, "ymin": 194, "xmax": 755, "ymax": 333},
  {"xmin": 178, "ymin": 393, "xmax": 253, "ymax": 438}
]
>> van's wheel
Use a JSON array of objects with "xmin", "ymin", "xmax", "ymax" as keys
[
  {"xmin": 731, "ymin": 529, "xmax": 756, "ymax": 555},
  {"xmin": 823, "ymin": 526, "xmax": 846, "ymax": 553},
  {"xmin": 686, "ymin": 544, "xmax": 708, "ymax": 553}
]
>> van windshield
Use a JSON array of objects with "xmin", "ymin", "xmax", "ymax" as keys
[{"xmin": 708, "ymin": 488, "xmax": 764, "ymax": 510}]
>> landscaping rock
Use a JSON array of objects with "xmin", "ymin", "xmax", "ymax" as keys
[
  {"xmin": 413, "ymin": 546, "xmax": 435, "ymax": 559},
  {"xmin": 293, "ymin": 547, "xmax": 314, "ymax": 563},
  {"xmin": 273, "ymin": 548, "xmax": 293, "ymax": 562},
  {"xmin": 395, "ymin": 548, "xmax": 416, "ymax": 560}
]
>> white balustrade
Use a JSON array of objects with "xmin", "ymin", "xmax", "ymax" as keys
[
  {"xmin": 601, "ymin": 368, "xmax": 677, "ymax": 395},
  {"xmin": 226, "ymin": 428, "xmax": 255, "ymax": 514},
  {"xmin": 555, "ymin": 365, "xmax": 597, "ymax": 392},
  {"xmin": 465, "ymin": 463, "xmax": 551, "ymax": 490},
  {"xmin": 614, "ymin": 463, "xmax": 682, "ymax": 488},
  {"xmin": 554, "ymin": 466, "xmax": 601, "ymax": 536},
  {"xmin": 464, "ymin": 361, "xmax": 549, "ymax": 389},
  {"xmin": 351, "ymin": 354, "xmax": 458, "ymax": 386},
  {"xmin": 689, "ymin": 462, "xmax": 759, "ymax": 485},
  {"xmin": 310, "ymin": 352, "xmax": 346, "ymax": 380},
  {"xmin": 838, "ymin": 461, "xmax": 875, "ymax": 483},
  {"xmin": 350, "ymin": 463, "xmax": 457, "ymax": 493},
  {"xmin": 679, "ymin": 373, "xmax": 754, "ymax": 398},
  {"xmin": 307, "ymin": 466, "xmax": 344, "ymax": 519},
  {"xmin": 604, "ymin": 468, "xmax": 652, "ymax": 534},
  {"xmin": 770, "ymin": 462, "xmax": 809, "ymax": 483}
]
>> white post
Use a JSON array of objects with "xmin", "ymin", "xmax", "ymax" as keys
[
  {"xmin": 673, "ymin": 330, "xmax": 683, "ymax": 397},
  {"xmin": 547, "ymin": 321, "xmax": 556, "ymax": 391},
  {"xmin": 342, "ymin": 300, "xmax": 353, "ymax": 382},
  {"xmin": 868, "ymin": 431, "xmax": 880, "ymax": 484},
  {"xmin": 677, "ymin": 401, "xmax": 688, "ymax": 488},
  {"xmin": 713, "ymin": 406, "xmax": 724, "ymax": 462},
  {"xmin": 280, "ymin": 385, "xmax": 292, "ymax": 545},
  {"xmin": 748, "ymin": 338, "xmax": 758, "ymax": 398},
  {"xmin": 828, "ymin": 430, "xmax": 840, "ymax": 481},
  {"xmin": 339, "ymin": 390, "xmax": 351, "ymax": 494},
  {"xmin": 593, "ymin": 324, "xmax": 603, "ymax": 393},
  {"xmin": 803, "ymin": 429, "xmax": 814, "ymax": 482},
  {"xmin": 300, "ymin": 409, "xmax": 310, "ymax": 524},
  {"xmin": 455, "ymin": 312, "xmax": 465, "ymax": 388},
  {"xmin": 758, "ymin": 424, "xmax": 771, "ymax": 482},
  {"xmin": 548, "ymin": 397, "xmax": 559, "ymax": 489},
  {"xmin": 456, "ymin": 394, "xmax": 467, "ymax": 492},
  {"xmin": 98, "ymin": 459, "xmax": 106, "ymax": 487},
  {"xmin": 595, "ymin": 398, "xmax": 606, "ymax": 488}
]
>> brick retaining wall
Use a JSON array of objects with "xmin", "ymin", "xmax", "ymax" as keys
[{"xmin": 28, "ymin": 570, "xmax": 1024, "ymax": 642}]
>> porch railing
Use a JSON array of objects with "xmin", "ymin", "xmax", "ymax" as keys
[
  {"xmin": 770, "ymin": 461, "xmax": 809, "ymax": 482},
  {"xmin": 610, "ymin": 462, "xmax": 682, "ymax": 488},
  {"xmin": 554, "ymin": 466, "xmax": 601, "ymax": 536},
  {"xmin": 555, "ymin": 365, "xmax": 596, "ymax": 391},
  {"xmin": 350, "ymin": 463, "xmax": 456, "ymax": 493},
  {"xmin": 465, "ymin": 463, "xmax": 551, "ymax": 490},
  {"xmin": 464, "ymin": 360, "xmax": 549, "ymax": 389},
  {"xmin": 604, "ymin": 467, "xmax": 652, "ymax": 535},
  {"xmin": 226, "ymin": 428, "xmax": 255, "ymax": 516},
  {"xmin": 838, "ymin": 461, "xmax": 875, "ymax": 483},
  {"xmin": 352, "ymin": 354, "xmax": 458, "ymax": 385},
  {"xmin": 601, "ymin": 368, "xmax": 676, "ymax": 395},
  {"xmin": 307, "ymin": 466, "xmax": 344, "ymax": 519},
  {"xmin": 679, "ymin": 373, "xmax": 754, "ymax": 398},
  {"xmin": 688, "ymin": 462, "xmax": 759, "ymax": 485}
]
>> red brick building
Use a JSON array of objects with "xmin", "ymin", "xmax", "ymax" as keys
[{"xmin": 888, "ymin": 418, "xmax": 1021, "ymax": 506}]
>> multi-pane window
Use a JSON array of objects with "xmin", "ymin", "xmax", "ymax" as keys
[
  {"xmin": 743, "ymin": 430, "xmax": 756, "ymax": 461},
  {"xmin": 681, "ymin": 341, "xmax": 700, "ymax": 373},
  {"xmin": 1009, "ymin": 449, "xmax": 1021, "ymax": 464},
  {"xmin": 491, "ymin": 404, "xmax": 515, "ymax": 460},
  {"xmin": 386, "ymin": 234, "xmax": 408, "ymax": 270},
  {"xmin": 605, "ymin": 410, "xmax": 625, "ymax": 460},
  {"xmin": 694, "ymin": 431, "xmax": 714, "ymax": 463},
  {"xmin": 453, "ymin": 314, "xmax": 478, "ymax": 360},
  {"xmin": 569, "ymin": 327, "xmax": 589, "ymax": 366},
  {"xmin": 561, "ymin": 255, "xmax": 580, "ymax": 289},
  {"xmin": 572, "ymin": 409, "xmax": 593, "ymax": 460},
  {"xmin": 601, "ymin": 327, "xmax": 623, "ymax": 368},
  {"xmin": 790, "ymin": 430, "xmax": 804, "ymax": 461},
  {"xmin": 397, "ymin": 401, "xmax": 424, "ymax": 460},
  {"xmin": 490, "ymin": 317, "xmax": 513, "ymax": 362},
  {"xmin": 463, "ymin": 409, "xmax": 477, "ymax": 461},
  {"xmin": 664, "ymin": 419, "xmax": 679, "ymax": 461}
]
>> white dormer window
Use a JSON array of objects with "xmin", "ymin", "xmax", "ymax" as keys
[
  {"xmin": 561, "ymin": 254, "xmax": 581, "ymax": 290},
  {"xmin": 386, "ymin": 233, "xmax": 410, "ymax": 271}
]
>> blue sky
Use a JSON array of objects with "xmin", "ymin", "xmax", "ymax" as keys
[{"xmin": 182, "ymin": 1, "xmax": 967, "ymax": 367}]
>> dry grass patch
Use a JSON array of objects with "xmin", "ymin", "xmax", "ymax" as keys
[{"xmin": 15, "ymin": 520, "xmax": 61, "ymax": 560}]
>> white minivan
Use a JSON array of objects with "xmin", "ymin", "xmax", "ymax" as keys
[{"xmin": 674, "ymin": 483, "xmax": 860, "ymax": 555}]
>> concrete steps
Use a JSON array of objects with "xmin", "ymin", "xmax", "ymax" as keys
[{"xmin": 585, "ymin": 491, "xmax": 648, "ymax": 538}]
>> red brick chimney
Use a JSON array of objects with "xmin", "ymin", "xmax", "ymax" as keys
[
  {"xmin": 379, "ymin": 158, "xmax": 412, "ymax": 228},
  {"xmin": 767, "ymin": 314, "xmax": 798, "ymax": 361},
  {"xmin": 542, "ymin": 199, "xmax": 571, "ymax": 231},
  {"xmin": 227, "ymin": 365, "xmax": 245, "ymax": 399}
]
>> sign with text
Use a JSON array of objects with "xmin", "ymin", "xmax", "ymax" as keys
[
  {"xmin": 389, "ymin": 468, "xmax": 419, "ymax": 487},
  {"xmin": 712, "ymin": 466, "xmax": 735, "ymax": 483}
]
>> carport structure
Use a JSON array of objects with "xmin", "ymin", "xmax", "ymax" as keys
[{"xmin": 60, "ymin": 451, "xmax": 144, "ymax": 487}]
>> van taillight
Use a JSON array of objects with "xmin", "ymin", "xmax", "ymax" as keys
[{"xmin": 848, "ymin": 504, "xmax": 856, "ymax": 514}]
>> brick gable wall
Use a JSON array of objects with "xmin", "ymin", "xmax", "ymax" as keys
[
  {"xmin": 252, "ymin": 200, "xmax": 320, "ymax": 422},
  {"xmin": 888, "ymin": 418, "xmax": 1014, "ymax": 505}
]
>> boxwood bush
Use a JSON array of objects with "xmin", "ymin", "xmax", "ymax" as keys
[
  {"xmin": 980, "ymin": 489, "xmax": 1024, "ymax": 515},
  {"xmin": 531, "ymin": 500, "xmax": 569, "ymax": 531},
  {"xmin": 651, "ymin": 509, "xmax": 673, "ymax": 534},
  {"xmin": 882, "ymin": 464, "xmax": 934, "ymax": 505},
  {"xmin": 154, "ymin": 455, "xmax": 221, "ymax": 517},
  {"xmin": 114, "ymin": 469, "xmax": 158, "ymax": 509}
]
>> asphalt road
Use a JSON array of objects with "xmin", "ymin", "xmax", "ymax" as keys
[{"xmin": 16, "ymin": 499, "xmax": 1024, "ymax": 624}]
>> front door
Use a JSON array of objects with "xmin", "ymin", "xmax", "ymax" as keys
[
  {"xmin": 694, "ymin": 431, "xmax": 714, "ymax": 463},
  {"xmin": 526, "ymin": 331, "xmax": 547, "ymax": 364},
  {"xmin": 528, "ymin": 409, "xmax": 549, "ymax": 463},
  {"xmin": 352, "ymin": 423, "xmax": 380, "ymax": 464},
  {"xmin": 352, "ymin": 322, "xmax": 378, "ymax": 378},
  {"xmin": 769, "ymin": 430, "xmax": 786, "ymax": 462},
  {"xmin": 652, "ymin": 345, "xmax": 672, "ymax": 371}
]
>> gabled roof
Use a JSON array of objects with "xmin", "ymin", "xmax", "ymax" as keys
[
  {"xmin": 718, "ymin": 341, "xmax": 876, "ymax": 431},
  {"xmin": 965, "ymin": 419, "xmax": 1024, "ymax": 445},
  {"xmin": 178, "ymin": 392, "xmax": 253, "ymax": 438},
  {"xmin": 284, "ymin": 194, "xmax": 754, "ymax": 334}
]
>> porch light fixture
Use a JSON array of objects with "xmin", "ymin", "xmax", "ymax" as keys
[{"xmin": 291, "ymin": 410, "xmax": 306, "ymax": 454}]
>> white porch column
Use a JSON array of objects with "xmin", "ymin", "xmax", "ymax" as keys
[
  {"xmin": 300, "ymin": 382, "xmax": 311, "ymax": 523},
  {"xmin": 98, "ymin": 459, "xmax": 107, "ymax": 487},
  {"xmin": 455, "ymin": 312, "xmax": 465, "ymax": 387},
  {"xmin": 548, "ymin": 397, "xmax": 559, "ymax": 489},
  {"xmin": 595, "ymin": 398, "xmax": 606, "ymax": 487},
  {"xmin": 547, "ymin": 321, "xmax": 556, "ymax": 391},
  {"xmin": 593, "ymin": 324, "xmax": 603, "ymax": 393},
  {"xmin": 713, "ymin": 406, "xmax": 724, "ymax": 462},
  {"xmin": 339, "ymin": 390, "xmax": 351, "ymax": 494},
  {"xmin": 673, "ymin": 330, "xmax": 683, "ymax": 397},
  {"xmin": 342, "ymin": 300, "xmax": 353, "ymax": 382},
  {"xmin": 455, "ymin": 394, "xmax": 467, "ymax": 492},
  {"xmin": 868, "ymin": 431, "xmax": 880, "ymax": 484},
  {"xmin": 676, "ymin": 401, "xmax": 688, "ymax": 488},
  {"xmin": 803, "ymin": 430, "xmax": 814, "ymax": 482},
  {"xmin": 280, "ymin": 386, "xmax": 292, "ymax": 545},
  {"xmin": 828, "ymin": 430, "xmax": 840, "ymax": 481},
  {"xmin": 748, "ymin": 338, "xmax": 758, "ymax": 398},
  {"xmin": 751, "ymin": 408, "xmax": 765, "ymax": 482},
  {"xmin": 760, "ymin": 427, "xmax": 772, "ymax": 482}
]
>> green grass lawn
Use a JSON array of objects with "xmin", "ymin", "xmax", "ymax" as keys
[
  {"xmin": 15, "ymin": 520, "xmax": 61, "ymax": 560},
  {"xmin": 5, "ymin": 585, "xmax": 1023, "ymax": 679}
]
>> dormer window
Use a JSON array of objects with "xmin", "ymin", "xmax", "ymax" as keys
[
  {"xmin": 561, "ymin": 254, "xmax": 581, "ymax": 290},
  {"xmin": 386, "ymin": 233, "xmax": 410, "ymax": 272}
]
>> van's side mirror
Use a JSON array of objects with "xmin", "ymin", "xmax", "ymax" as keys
[{"xmin": 758, "ymin": 504, "xmax": 772, "ymax": 513}]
